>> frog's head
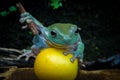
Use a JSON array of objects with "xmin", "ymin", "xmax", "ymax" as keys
[{"xmin": 45, "ymin": 23, "xmax": 80, "ymax": 45}]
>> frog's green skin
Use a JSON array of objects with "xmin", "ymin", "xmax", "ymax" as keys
[{"xmin": 19, "ymin": 12, "xmax": 84, "ymax": 62}]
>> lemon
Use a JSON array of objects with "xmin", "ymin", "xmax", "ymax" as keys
[{"xmin": 34, "ymin": 48, "xmax": 78, "ymax": 80}]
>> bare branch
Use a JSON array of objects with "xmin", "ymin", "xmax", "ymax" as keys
[{"xmin": 0, "ymin": 47, "xmax": 22, "ymax": 54}]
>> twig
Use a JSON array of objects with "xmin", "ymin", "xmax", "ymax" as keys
[
  {"xmin": 0, "ymin": 47, "xmax": 22, "ymax": 54},
  {"xmin": 16, "ymin": 2, "xmax": 39, "ymax": 35}
]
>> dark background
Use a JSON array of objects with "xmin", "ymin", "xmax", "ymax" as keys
[{"xmin": 0, "ymin": 0, "xmax": 120, "ymax": 61}]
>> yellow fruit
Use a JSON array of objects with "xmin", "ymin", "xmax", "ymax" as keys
[{"xmin": 34, "ymin": 48, "xmax": 78, "ymax": 80}]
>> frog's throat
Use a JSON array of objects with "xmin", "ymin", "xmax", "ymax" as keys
[{"xmin": 45, "ymin": 36, "xmax": 80, "ymax": 49}]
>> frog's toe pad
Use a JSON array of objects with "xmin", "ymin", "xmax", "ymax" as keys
[
  {"xmin": 63, "ymin": 52, "xmax": 68, "ymax": 56},
  {"xmin": 70, "ymin": 58, "xmax": 75, "ymax": 63}
]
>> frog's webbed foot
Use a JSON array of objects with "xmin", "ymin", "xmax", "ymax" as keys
[
  {"xmin": 63, "ymin": 51, "xmax": 76, "ymax": 62},
  {"xmin": 17, "ymin": 49, "xmax": 36, "ymax": 61},
  {"xmin": 63, "ymin": 50, "xmax": 78, "ymax": 62},
  {"xmin": 78, "ymin": 59, "xmax": 86, "ymax": 68},
  {"xmin": 19, "ymin": 12, "xmax": 33, "ymax": 24},
  {"xmin": 70, "ymin": 56, "xmax": 86, "ymax": 68}
]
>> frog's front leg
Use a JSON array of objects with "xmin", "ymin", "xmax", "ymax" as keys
[
  {"xmin": 17, "ymin": 45, "xmax": 39, "ymax": 61},
  {"xmin": 20, "ymin": 12, "xmax": 43, "ymax": 27},
  {"xmin": 17, "ymin": 34, "xmax": 46, "ymax": 61},
  {"xmin": 70, "ymin": 41, "xmax": 84, "ymax": 63}
]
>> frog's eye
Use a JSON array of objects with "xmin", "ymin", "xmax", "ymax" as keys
[
  {"xmin": 50, "ymin": 30, "xmax": 57, "ymax": 38},
  {"xmin": 75, "ymin": 29, "xmax": 79, "ymax": 34},
  {"xmin": 75, "ymin": 28, "xmax": 81, "ymax": 34}
]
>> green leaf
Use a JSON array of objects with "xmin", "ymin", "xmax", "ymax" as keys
[
  {"xmin": 50, "ymin": 0, "xmax": 62, "ymax": 9},
  {"xmin": 28, "ymin": 31, "xmax": 33, "ymax": 35},
  {"xmin": 0, "ymin": 11, "xmax": 7, "ymax": 16},
  {"xmin": 9, "ymin": 6, "xmax": 17, "ymax": 12},
  {"xmin": 95, "ymin": 46, "xmax": 99, "ymax": 50}
]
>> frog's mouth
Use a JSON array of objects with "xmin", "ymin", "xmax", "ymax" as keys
[
  {"xmin": 45, "ymin": 37, "xmax": 80, "ymax": 49},
  {"xmin": 45, "ymin": 39, "xmax": 67, "ymax": 49}
]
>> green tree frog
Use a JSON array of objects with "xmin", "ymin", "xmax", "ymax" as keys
[{"xmin": 17, "ymin": 12, "xmax": 85, "ymax": 63}]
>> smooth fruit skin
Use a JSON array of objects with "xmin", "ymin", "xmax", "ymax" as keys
[{"xmin": 34, "ymin": 48, "xmax": 78, "ymax": 80}]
